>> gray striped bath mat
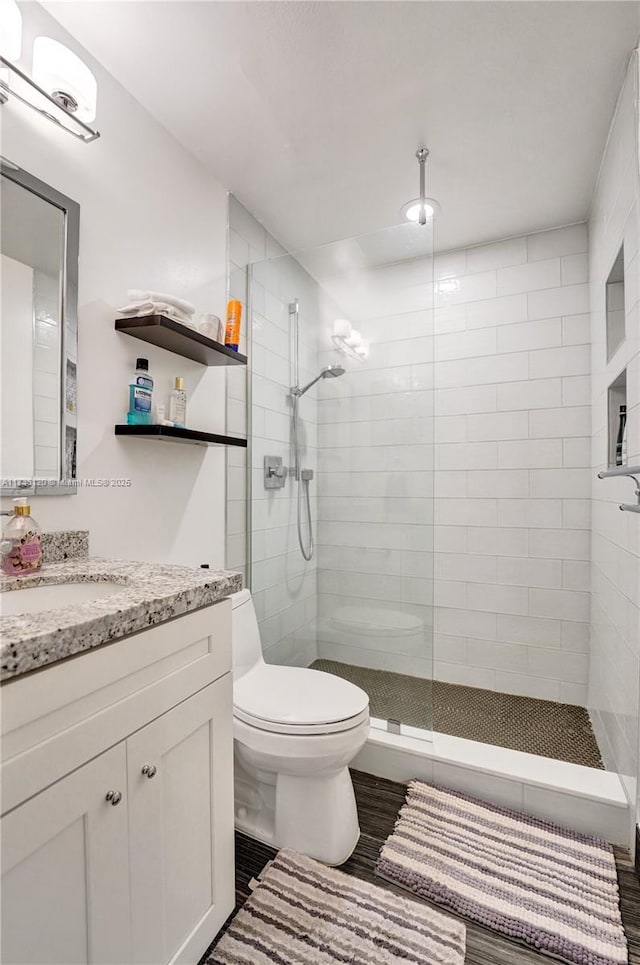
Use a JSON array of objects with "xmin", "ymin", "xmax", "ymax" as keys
[
  {"xmin": 211, "ymin": 849, "xmax": 466, "ymax": 964},
  {"xmin": 376, "ymin": 781, "xmax": 627, "ymax": 965}
]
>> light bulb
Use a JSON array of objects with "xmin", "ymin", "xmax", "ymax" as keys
[
  {"xmin": 345, "ymin": 329, "xmax": 361, "ymax": 348},
  {"xmin": 402, "ymin": 198, "xmax": 441, "ymax": 223},
  {"xmin": 32, "ymin": 37, "xmax": 97, "ymax": 122},
  {"xmin": 333, "ymin": 318, "xmax": 352, "ymax": 338},
  {"xmin": 0, "ymin": 0, "xmax": 22, "ymax": 61}
]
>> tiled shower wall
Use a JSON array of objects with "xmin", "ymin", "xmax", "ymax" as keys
[
  {"xmin": 587, "ymin": 52, "xmax": 640, "ymax": 832},
  {"xmin": 316, "ymin": 224, "xmax": 592, "ymax": 703},
  {"xmin": 227, "ymin": 196, "xmax": 328, "ymax": 666}
]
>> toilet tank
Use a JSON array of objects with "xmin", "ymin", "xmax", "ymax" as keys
[{"xmin": 230, "ymin": 589, "xmax": 264, "ymax": 679}]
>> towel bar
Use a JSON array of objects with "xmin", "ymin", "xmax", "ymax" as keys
[{"xmin": 597, "ymin": 466, "xmax": 640, "ymax": 513}]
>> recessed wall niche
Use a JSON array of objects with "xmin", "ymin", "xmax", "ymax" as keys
[
  {"xmin": 608, "ymin": 368, "xmax": 627, "ymax": 468},
  {"xmin": 606, "ymin": 245, "xmax": 625, "ymax": 360}
]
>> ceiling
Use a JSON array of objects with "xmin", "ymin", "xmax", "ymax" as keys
[{"xmin": 46, "ymin": 1, "xmax": 639, "ymax": 254}]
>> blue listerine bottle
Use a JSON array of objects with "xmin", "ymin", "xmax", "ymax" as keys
[{"xmin": 127, "ymin": 358, "xmax": 153, "ymax": 425}]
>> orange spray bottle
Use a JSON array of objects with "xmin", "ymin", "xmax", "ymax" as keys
[{"xmin": 225, "ymin": 300, "xmax": 242, "ymax": 351}]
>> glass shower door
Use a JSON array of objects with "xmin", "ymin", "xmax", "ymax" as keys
[{"xmin": 247, "ymin": 219, "xmax": 435, "ymax": 740}]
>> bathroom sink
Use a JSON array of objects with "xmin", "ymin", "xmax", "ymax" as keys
[{"xmin": 1, "ymin": 581, "xmax": 125, "ymax": 617}]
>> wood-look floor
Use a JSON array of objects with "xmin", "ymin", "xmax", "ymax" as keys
[{"xmin": 203, "ymin": 769, "xmax": 640, "ymax": 965}]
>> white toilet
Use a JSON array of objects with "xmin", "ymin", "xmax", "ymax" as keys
[{"xmin": 230, "ymin": 589, "xmax": 370, "ymax": 865}]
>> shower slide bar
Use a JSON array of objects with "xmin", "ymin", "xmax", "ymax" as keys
[{"xmin": 597, "ymin": 465, "xmax": 640, "ymax": 513}]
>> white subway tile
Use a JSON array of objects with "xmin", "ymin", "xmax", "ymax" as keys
[
  {"xmin": 527, "ymin": 224, "xmax": 587, "ymax": 261},
  {"xmin": 529, "ymin": 344, "xmax": 590, "ymax": 379},
  {"xmin": 437, "ymin": 441, "xmax": 498, "ymax": 470},
  {"xmin": 468, "ymin": 470, "xmax": 529, "ymax": 498},
  {"xmin": 436, "ymin": 384, "xmax": 497, "ymax": 416},
  {"xmin": 467, "ymin": 411, "xmax": 529, "ymax": 442},
  {"xmin": 498, "ymin": 499, "xmax": 562, "ymax": 529},
  {"xmin": 494, "ymin": 671, "xmax": 561, "ymax": 701},
  {"xmin": 497, "ymin": 613, "xmax": 562, "ymax": 647},
  {"xmin": 497, "ymin": 557, "xmax": 562, "ymax": 589},
  {"xmin": 562, "ymin": 500, "xmax": 591, "ymax": 530},
  {"xmin": 466, "ymin": 583, "xmax": 529, "ymax": 616},
  {"xmin": 529, "ymin": 588, "xmax": 590, "ymax": 622},
  {"xmin": 468, "ymin": 527, "xmax": 529, "ymax": 557},
  {"xmin": 560, "ymin": 253, "xmax": 589, "ymax": 286},
  {"xmin": 497, "ymin": 318, "xmax": 562, "ymax": 354},
  {"xmin": 434, "ymin": 632, "xmax": 467, "ymax": 665},
  {"xmin": 434, "ymin": 526, "xmax": 468, "ymax": 554},
  {"xmin": 528, "ymin": 284, "xmax": 590, "ymax": 321},
  {"xmin": 561, "ymin": 620, "xmax": 590, "ymax": 651},
  {"xmin": 562, "ymin": 437, "xmax": 591, "ymax": 468},
  {"xmin": 530, "ymin": 529, "xmax": 590, "ymax": 561},
  {"xmin": 562, "ymin": 375, "xmax": 591, "ymax": 406},
  {"xmin": 435, "ymin": 606, "xmax": 497, "ymax": 640},
  {"xmin": 435, "ymin": 327, "xmax": 496, "ymax": 361},
  {"xmin": 435, "ymin": 580, "xmax": 467, "ymax": 608},
  {"xmin": 559, "ymin": 682, "xmax": 588, "ymax": 705},
  {"xmin": 562, "ymin": 561, "xmax": 590, "ymax": 591},
  {"xmin": 528, "ymin": 647, "xmax": 589, "ymax": 683},
  {"xmin": 466, "ymin": 293, "xmax": 528, "ymax": 329},
  {"xmin": 562, "ymin": 313, "xmax": 590, "ymax": 346},
  {"xmin": 496, "ymin": 378, "xmax": 562, "ymax": 411},
  {"xmin": 530, "ymin": 468, "xmax": 590, "ymax": 498},
  {"xmin": 436, "ymin": 498, "xmax": 498, "ymax": 526},
  {"xmin": 497, "ymin": 258, "xmax": 561, "ymax": 296},
  {"xmin": 529, "ymin": 406, "xmax": 590, "ymax": 439},
  {"xmin": 436, "ymin": 552, "xmax": 497, "ymax": 583},
  {"xmin": 466, "ymin": 638, "xmax": 529, "ymax": 673},
  {"xmin": 465, "ymin": 236, "xmax": 527, "ymax": 273},
  {"xmin": 498, "ymin": 439, "xmax": 563, "ymax": 469},
  {"xmin": 468, "ymin": 352, "xmax": 529, "ymax": 385}
]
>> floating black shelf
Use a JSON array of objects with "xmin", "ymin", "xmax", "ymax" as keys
[
  {"xmin": 115, "ymin": 425, "xmax": 247, "ymax": 448},
  {"xmin": 115, "ymin": 315, "xmax": 247, "ymax": 367}
]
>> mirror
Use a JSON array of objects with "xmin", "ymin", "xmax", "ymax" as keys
[{"xmin": 1, "ymin": 162, "xmax": 79, "ymax": 495}]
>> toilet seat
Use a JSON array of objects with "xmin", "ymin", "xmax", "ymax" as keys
[{"xmin": 234, "ymin": 665, "xmax": 369, "ymax": 736}]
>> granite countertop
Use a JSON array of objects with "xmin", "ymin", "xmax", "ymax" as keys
[{"xmin": 0, "ymin": 557, "xmax": 242, "ymax": 682}]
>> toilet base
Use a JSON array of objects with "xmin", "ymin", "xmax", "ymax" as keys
[{"xmin": 234, "ymin": 755, "xmax": 361, "ymax": 865}]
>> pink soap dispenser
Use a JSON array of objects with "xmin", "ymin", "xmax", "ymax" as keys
[{"xmin": 1, "ymin": 498, "xmax": 43, "ymax": 575}]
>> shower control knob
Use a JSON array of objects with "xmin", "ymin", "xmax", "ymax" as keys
[{"xmin": 141, "ymin": 764, "xmax": 157, "ymax": 779}]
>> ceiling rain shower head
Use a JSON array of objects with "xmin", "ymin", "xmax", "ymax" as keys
[{"xmin": 291, "ymin": 364, "xmax": 346, "ymax": 398}]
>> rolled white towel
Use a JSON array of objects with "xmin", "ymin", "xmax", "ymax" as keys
[
  {"xmin": 127, "ymin": 289, "xmax": 195, "ymax": 317},
  {"xmin": 117, "ymin": 300, "xmax": 196, "ymax": 328}
]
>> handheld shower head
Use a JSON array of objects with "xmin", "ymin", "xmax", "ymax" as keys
[{"xmin": 291, "ymin": 364, "xmax": 346, "ymax": 398}]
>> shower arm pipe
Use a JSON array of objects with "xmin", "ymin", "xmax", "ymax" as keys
[
  {"xmin": 416, "ymin": 148, "xmax": 429, "ymax": 226},
  {"xmin": 597, "ymin": 465, "xmax": 640, "ymax": 513}
]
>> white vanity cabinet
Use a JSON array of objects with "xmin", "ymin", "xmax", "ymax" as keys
[{"xmin": 0, "ymin": 601, "xmax": 235, "ymax": 965}]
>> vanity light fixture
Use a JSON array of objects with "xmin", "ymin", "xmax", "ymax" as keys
[
  {"xmin": 332, "ymin": 319, "xmax": 369, "ymax": 361},
  {"xmin": 32, "ymin": 38, "xmax": 97, "ymax": 123},
  {"xmin": 401, "ymin": 148, "xmax": 440, "ymax": 224},
  {"xmin": 0, "ymin": 33, "xmax": 99, "ymax": 142},
  {"xmin": 0, "ymin": 0, "xmax": 22, "ymax": 103}
]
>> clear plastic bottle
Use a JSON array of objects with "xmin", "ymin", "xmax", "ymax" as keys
[
  {"xmin": 168, "ymin": 376, "xmax": 187, "ymax": 428},
  {"xmin": 2, "ymin": 498, "xmax": 43, "ymax": 575},
  {"xmin": 127, "ymin": 358, "xmax": 153, "ymax": 425}
]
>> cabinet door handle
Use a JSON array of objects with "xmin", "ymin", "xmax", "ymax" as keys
[
  {"xmin": 105, "ymin": 790, "xmax": 123, "ymax": 806},
  {"xmin": 141, "ymin": 763, "xmax": 157, "ymax": 779}
]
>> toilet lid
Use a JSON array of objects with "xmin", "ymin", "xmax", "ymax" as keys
[{"xmin": 234, "ymin": 665, "xmax": 369, "ymax": 733}]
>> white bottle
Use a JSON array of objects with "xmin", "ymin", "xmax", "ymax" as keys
[{"xmin": 168, "ymin": 377, "xmax": 187, "ymax": 428}]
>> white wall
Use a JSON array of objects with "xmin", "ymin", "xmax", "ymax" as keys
[
  {"xmin": 1, "ymin": 2, "xmax": 229, "ymax": 566},
  {"xmin": 587, "ymin": 51, "xmax": 640, "ymax": 835},
  {"xmin": 432, "ymin": 227, "xmax": 592, "ymax": 703}
]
